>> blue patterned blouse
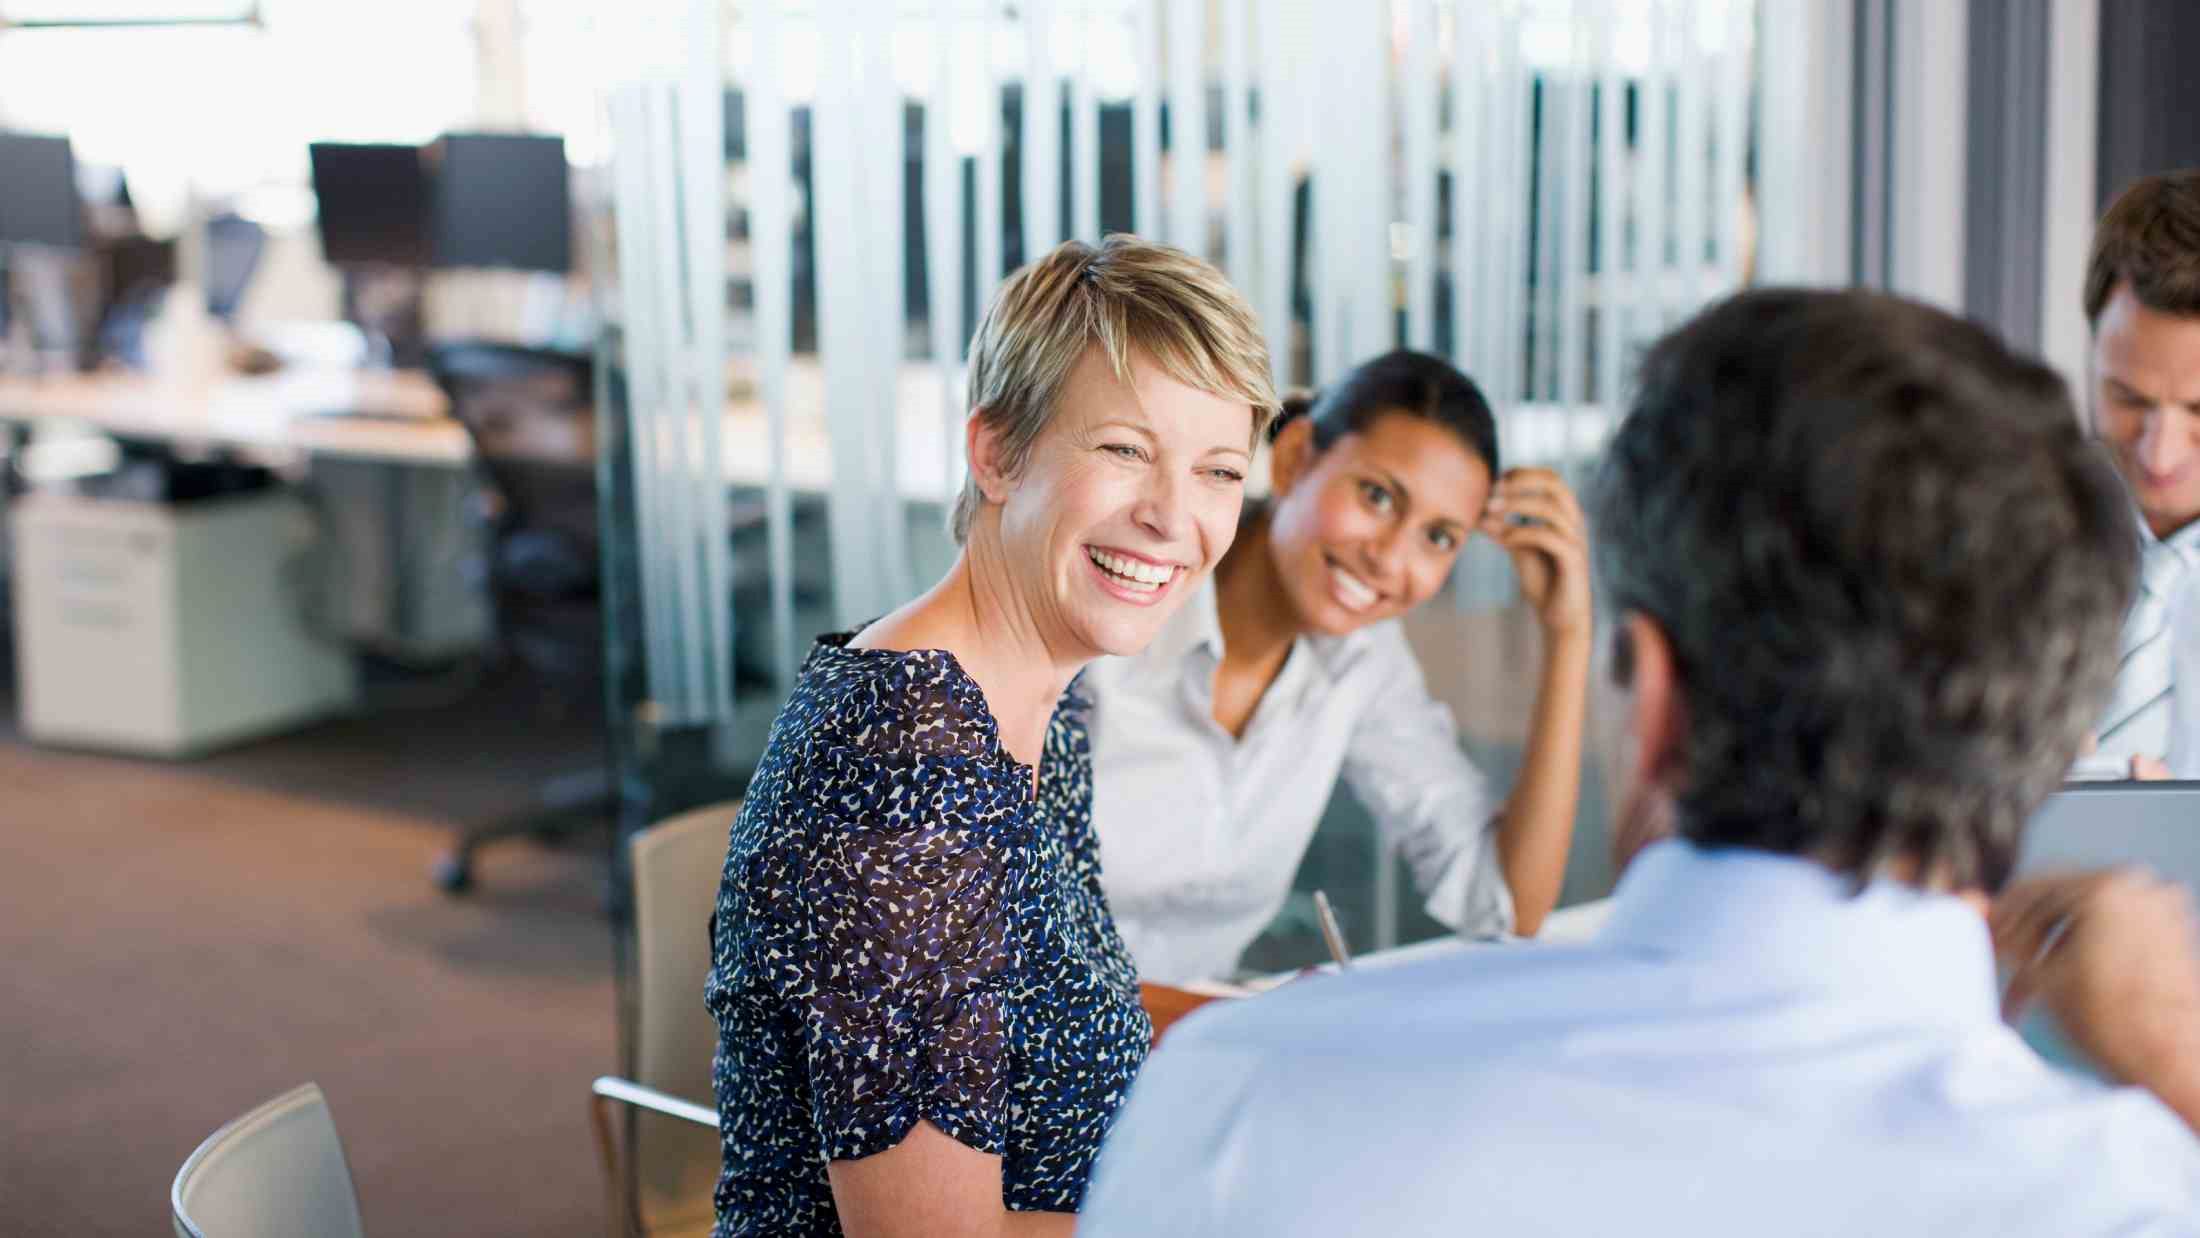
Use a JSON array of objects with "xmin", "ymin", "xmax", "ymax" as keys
[{"xmin": 704, "ymin": 632, "xmax": 1151, "ymax": 1237}]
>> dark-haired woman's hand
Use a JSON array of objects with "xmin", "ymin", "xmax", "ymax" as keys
[{"xmin": 1482, "ymin": 467, "xmax": 1592, "ymax": 643}]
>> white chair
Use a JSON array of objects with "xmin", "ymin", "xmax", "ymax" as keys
[
  {"xmin": 591, "ymin": 800, "xmax": 739, "ymax": 1238},
  {"xmin": 171, "ymin": 1082, "xmax": 365, "ymax": 1238}
]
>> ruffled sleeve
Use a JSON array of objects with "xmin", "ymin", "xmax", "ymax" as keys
[{"xmin": 766, "ymin": 662, "xmax": 1034, "ymax": 1163}]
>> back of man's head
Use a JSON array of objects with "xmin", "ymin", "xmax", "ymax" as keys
[{"xmin": 1592, "ymin": 289, "xmax": 2136, "ymax": 892}]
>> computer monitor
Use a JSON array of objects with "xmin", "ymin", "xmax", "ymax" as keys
[
  {"xmin": 429, "ymin": 132, "xmax": 571, "ymax": 274},
  {"xmin": 308, "ymin": 142, "xmax": 431, "ymax": 267},
  {"xmin": 0, "ymin": 131, "xmax": 85, "ymax": 249}
]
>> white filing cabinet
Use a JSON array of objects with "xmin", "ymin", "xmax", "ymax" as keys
[{"xmin": 10, "ymin": 489, "xmax": 356, "ymax": 756}]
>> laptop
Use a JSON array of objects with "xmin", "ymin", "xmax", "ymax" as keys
[
  {"xmin": 2012, "ymin": 783, "xmax": 2200, "ymax": 1072},
  {"xmin": 2018, "ymin": 782, "xmax": 2200, "ymax": 879}
]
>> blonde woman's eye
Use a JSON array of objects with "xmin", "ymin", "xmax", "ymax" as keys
[
  {"xmin": 1207, "ymin": 467, "xmax": 1245, "ymax": 484},
  {"xmin": 1104, "ymin": 443, "xmax": 1145, "ymax": 461}
]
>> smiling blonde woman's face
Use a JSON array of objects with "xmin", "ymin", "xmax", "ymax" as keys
[
  {"xmin": 1265, "ymin": 412, "xmax": 1492, "ymax": 636},
  {"xmin": 989, "ymin": 346, "xmax": 1255, "ymax": 660}
]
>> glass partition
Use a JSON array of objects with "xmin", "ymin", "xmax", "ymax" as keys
[{"xmin": 593, "ymin": 0, "xmax": 1772, "ymax": 963}]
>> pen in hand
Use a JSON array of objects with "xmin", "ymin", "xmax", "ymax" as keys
[{"xmin": 1312, "ymin": 889, "xmax": 1354, "ymax": 971}]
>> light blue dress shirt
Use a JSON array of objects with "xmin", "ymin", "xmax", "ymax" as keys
[{"xmin": 1083, "ymin": 841, "xmax": 2200, "ymax": 1236}]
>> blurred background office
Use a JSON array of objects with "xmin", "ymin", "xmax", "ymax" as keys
[{"xmin": 3, "ymin": 1, "xmax": 2194, "ymax": 1234}]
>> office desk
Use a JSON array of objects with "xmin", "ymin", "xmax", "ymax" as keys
[
  {"xmin": 0, "ymin": 365, "xmax": 486, "ymax": 671},
  {"xmin": 0, "ymin": 366, "xmax": 464, "ymax": 467},
  {"xmin": 0, "ymin": 359, "xmax": 963, "ymax": 500},
  {"xmin": 1148, "ymin": 896, "xmax": 1619, "ymax": 1041},
  {"xmin": 1284, "ymin": 897, "xmax": 1620, "ymax": 978}
]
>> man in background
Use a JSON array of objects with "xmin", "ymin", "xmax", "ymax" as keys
[
  {"xmin": 1078, "ymin": 289, "xmax": 2200, "ymax": 1235},
  {"xmin": 2085, "ymin": 170, "xmax": 2200, "ymax": 778}
]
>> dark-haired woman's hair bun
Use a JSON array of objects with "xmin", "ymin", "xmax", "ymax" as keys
[
  {"xmin": 1278, "ymin": 350, "xmax": 1500, "ymax": 476},
  {"xmin": 1267, "ymin": 390, "xmax": 1318, "ymax": 443}
]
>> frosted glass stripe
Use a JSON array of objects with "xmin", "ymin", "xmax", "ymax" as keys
[
  {"xmin": 1557, "ymin": 7, "xmax": 1592, "ymax": 430},
  {"xmin": 1132, "ymin": 0, "xmax": 1160, "ymax": 239},
  {"xmin": 609, "ymin": 87, "xmax": 679, "ymax": 712},
  {"xmin": 1714, "ymin": 0, "xmax": 1751, "ymax": 289},
  {"xmin": 1498, "ymin": 4, "xmax": 1531, "ymax": 414},
  {"xmin": 1023, "ymin": 0, "xmax": 1061, "ymax": 255},
  {"xmin": 1638, "ymin": 0, "xmax": 1673, "ymax": 330},
  {"xmin": 682, "ymin": 0, "xmax": 732, "ymax": 720},
  {"xmin": 746, "ymin": 0, "xmax": 798, "ymax": 689},
  {"xmin": 1595, "ymin": 0, "xmax": 1626, "ymax": 415},
  {"xmin": 1404, "ymin": 0, "xmax": 1439, "ymax": 353},
  {"xmin": 1166, "ymin": 0, "xmax": 1205, "ymax": 254},
  {"xmin": 1674, "ymin": 0, "xmax": 1708, "ymax": 313},
  {"xmin": 1072, "ymin": 2, "xmax": 1099, "ymax": 242},
  {"xmin": 928, "ymin": 0, "xmax": 968, "ymax": 508},
  {"xmin": 1532, "ymin": 19, "xmax": 1563, "ymax": 401},
  {"xmin": 1559, "ymin": 5, "xmax": 1595, "ymax": 469},
  {"xmin": 811, "ymin": 7, "xmax": 892, "ymax": 630},
  {"xmin": 860, "ymin": 15, "xmax": 910, "ymax": 606},
  {"xmin": 1449, "ymin": 0, "xmax": 1480, "ymax": 372},
  {"xmin": 641, "ymin": 83, "xmax": 709, "ymax": 719},
  {"xmin": 1253, "ymin": 0, "xmax": 1298, "ymax": 390},
  {"xmin": 1219, "ymin": 0, "xmax": 1252, "ymax": 282},
  {"xmin": 977, "ymin": 1, "xmax": 1004, "ymax": 288}
]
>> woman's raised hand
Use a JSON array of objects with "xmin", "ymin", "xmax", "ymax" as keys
[{"xmin": 1481, "ymin": 467, "xmax": 1592, "ymax": 642}]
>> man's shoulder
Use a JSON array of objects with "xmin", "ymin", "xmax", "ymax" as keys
[{"xmin": 1164, "ymin": 939, "xmax": 1612, "ymax": 1060}]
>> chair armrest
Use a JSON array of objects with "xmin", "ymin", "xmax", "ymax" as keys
[
  {"xmin": 589, "ymin": 1076, "xmax": 718, "ymax": 1238},
  {"xmin": 591, "ymin": 1076, "xmax": 718, "ymax": 1128}
]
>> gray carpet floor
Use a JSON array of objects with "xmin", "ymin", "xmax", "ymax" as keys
[{"xmin": 0, "ymin": 674, "xmax": 624, "ymax": 1237}]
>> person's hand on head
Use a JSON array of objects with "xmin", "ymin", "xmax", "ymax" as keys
[
  {"xmin": 1481, "ymin": 467, "xmax": 1592, "ymax": 642},
  {"xmin": 1993, "ymin": 869, "xmax": 2200, "ymax": 1094},
  {"xmin": 2131, "ymin": 755, "xmax": 2173, "ymax": 781}
]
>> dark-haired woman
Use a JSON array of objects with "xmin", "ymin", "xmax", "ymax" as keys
[{"xmin": 1083, "ymin": 349, "xmax": 1592, "ymax": 984}]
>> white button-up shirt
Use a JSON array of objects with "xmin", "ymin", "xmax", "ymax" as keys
[
  {"xmin": 2163, "ymin": 525, "xmax": 2200, "ymax": 778},
  {"xmin": 1083, "ymin": 840, "xmax": 2200, "ymax": 1237},
  {"xmin": 1082, "ymin": 579, "xmax": 1509, "ymax": 985},
  {"xmin": 2098, "ymin": 516, "xmax": 2200, "ymax": 772},
  {"xmin": 2175, "ymin": 568, "xmax": 2200, "ymax": 778}
]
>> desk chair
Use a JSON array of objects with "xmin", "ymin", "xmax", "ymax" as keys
[
  {"xmin": 203, "ymin": 212, "xmax": 267, "ymax": 327},
  {"xmin": 171, "ymin": 1083, "xmax": 366, "ymax": 1238},
  {"xmin": 591, "ymin": 801, "xmax": 740, "ymax": 1238},
  {"xmin": 426, "ymin": 339, "xmax": 611, "ymax": 893},
  {"xmin": 92, "ymin": 232, "xmax": 176, "ymax": 369}
]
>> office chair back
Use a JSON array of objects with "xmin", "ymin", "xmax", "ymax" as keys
[
  {"xmin": 627, "ymin": 800, "xmax": 740, "ymax": 1234},
  {"xmin": 428, "ymin": 339, "xmax": 600, "ymax": 674},
  {"xmin": 171, "ymin": 1082, "xmax": 366, "ymax": 1238},
  {"xmin": 203, "ymin": 212, "xmax": 267, "ymax": 325}
]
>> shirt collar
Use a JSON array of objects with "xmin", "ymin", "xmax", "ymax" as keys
[
  {"xmin": 1297, "ymin": 624, "xmax": 1367, "ymax": 681},
  {"xmin": 1148, "ymin": 574, "xmax": 1228, "ymax": 667},
  {"xmin": 1149, "ymin": 574, "xmax": 1369, "ymax": 685},
  {"xmin": 1598, "ymin": 840, "xmax": 2001, "ymax": 1030},
  {"xmin": 2147, "ymin": 514, "xmax": 2200, "ymax": 562}
]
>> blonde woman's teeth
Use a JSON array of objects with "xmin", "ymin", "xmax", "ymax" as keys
[{"xmin": 1088, "ymin": 548, "xmax": 1174, "ymax": 591}]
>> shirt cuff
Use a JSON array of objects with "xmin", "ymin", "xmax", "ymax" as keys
[{"xmin": 1421, "ymin": 818, "xmax": 1515, "ymax": 939}]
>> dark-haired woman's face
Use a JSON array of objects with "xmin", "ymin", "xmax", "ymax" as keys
[{"xmin": 1266, "ymin": 411, "xmax": 1491, "ymax": 636}]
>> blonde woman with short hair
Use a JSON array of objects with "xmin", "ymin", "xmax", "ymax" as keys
[{"xmin": 704, "ymin": 235, "xmax": 1276, "ymax": 1238}]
